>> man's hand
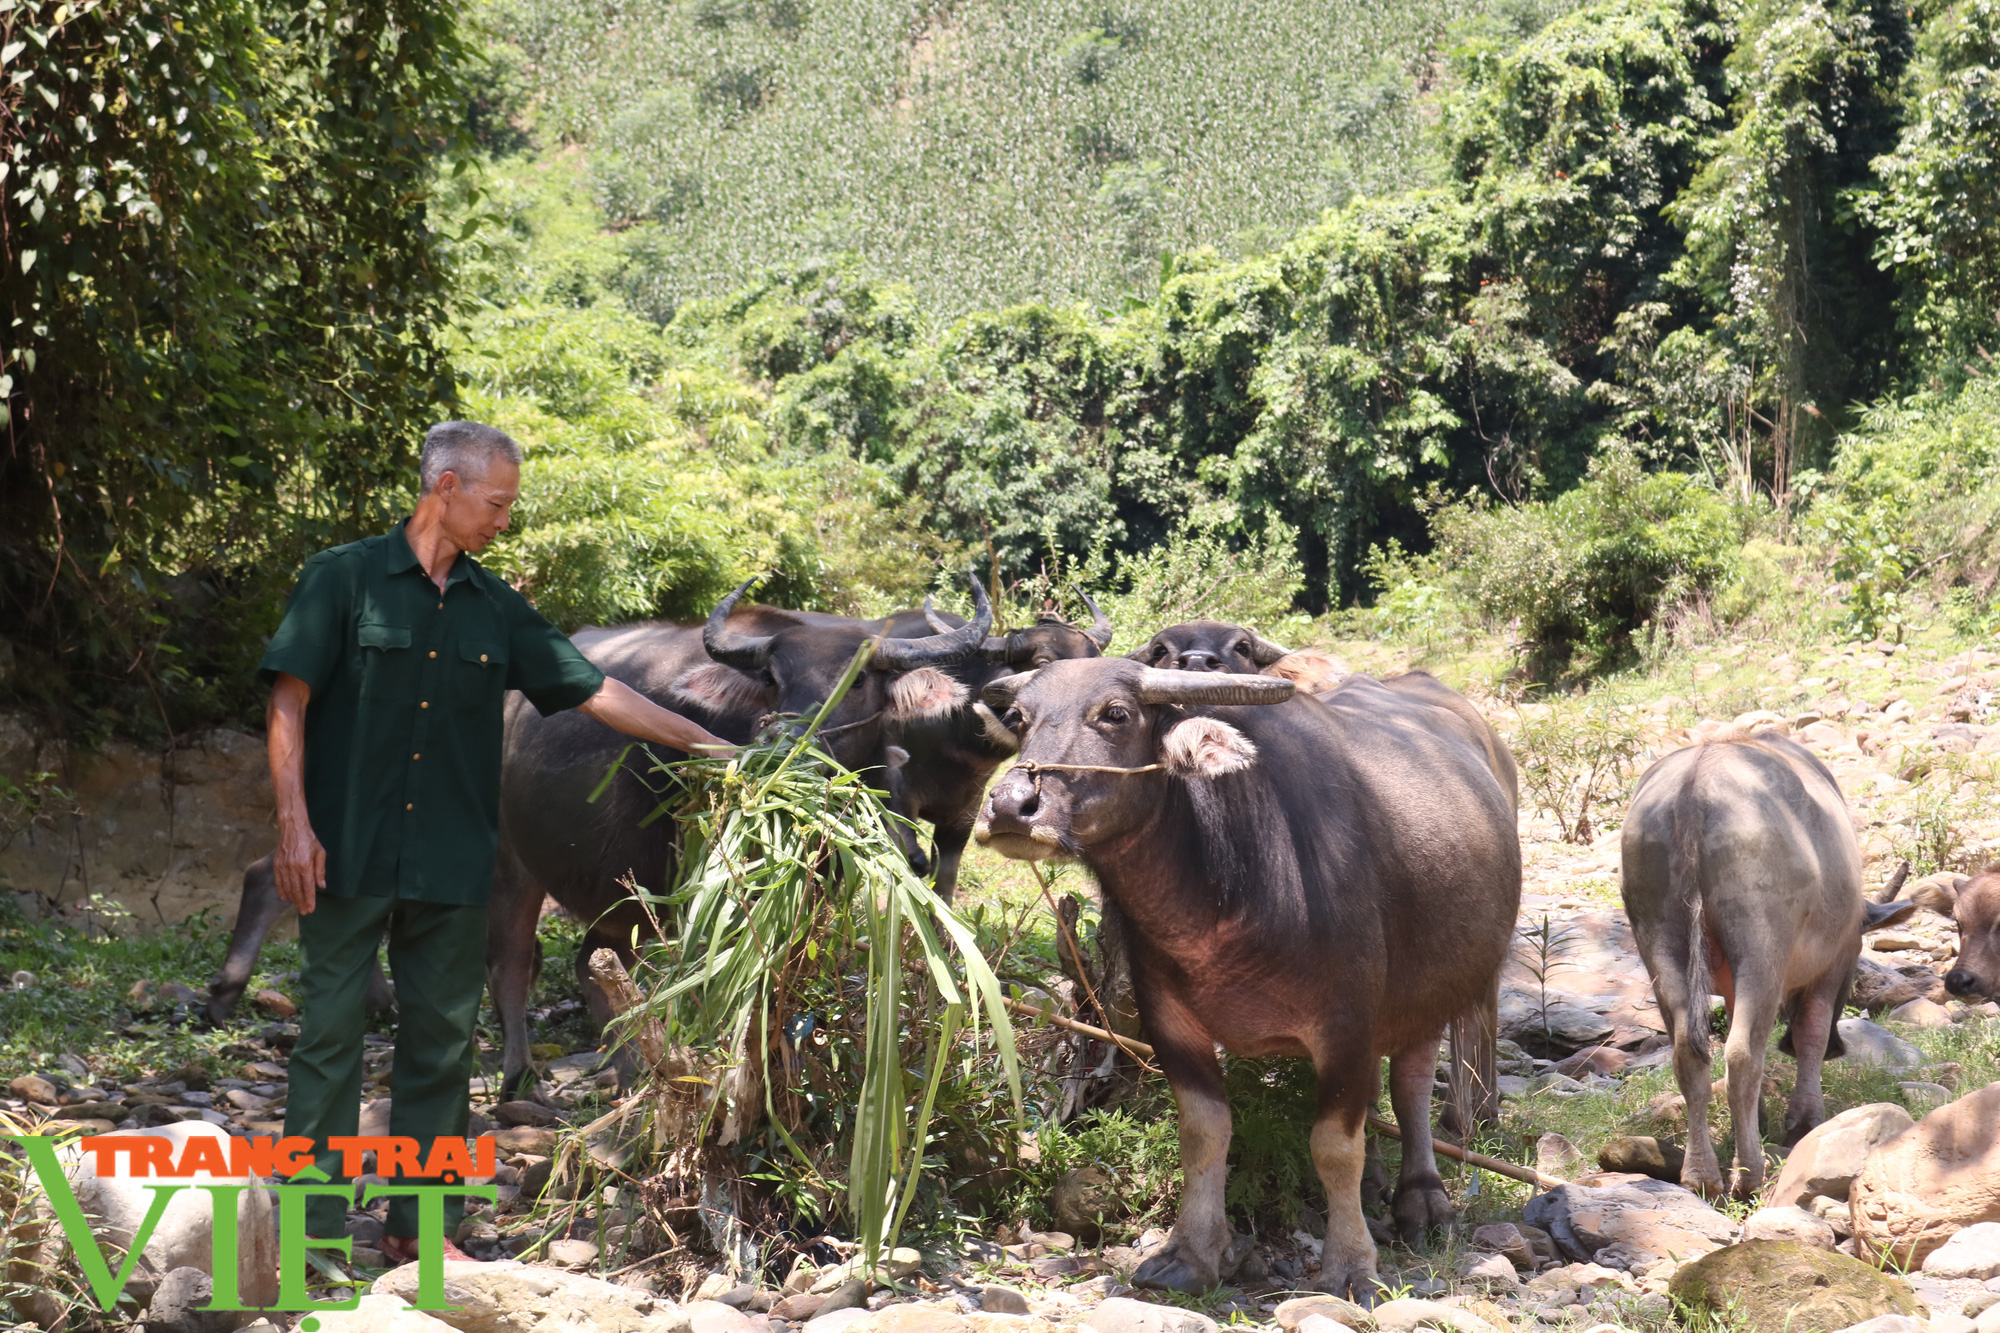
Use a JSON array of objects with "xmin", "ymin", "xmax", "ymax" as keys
[
  {"xmin": 577, "ymin": 677, "xmax": 740, "ymax": 757},
  {"xmin": 267, "ymin": 672, "xmax": 327, "ymax": 914}
]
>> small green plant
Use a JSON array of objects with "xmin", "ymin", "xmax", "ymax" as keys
[
  {"xmin": 1514, "ymin": 913, "xmax": 1582, "ymax": 1050},
  {"xmin": 0, "ymin": 773, "xmax": 75, "ymax": 855},
  {"xmin": 1505, "ymin": 693, "xmax": 1647, "ymax": 843}
]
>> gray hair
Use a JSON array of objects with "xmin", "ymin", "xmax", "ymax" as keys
[{"xmin": 419, "ymin": 421, "xmax": 523, "ymax": 495}]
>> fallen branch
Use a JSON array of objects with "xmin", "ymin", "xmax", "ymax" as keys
[{"xmin": 1002, "ymin": 997, "xmax": 1569, "ymax": 1191}]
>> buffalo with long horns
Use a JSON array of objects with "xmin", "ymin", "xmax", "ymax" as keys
[{"xmin": 973, "ymin": 658, "xmax": 1520, "ymax": 1299}]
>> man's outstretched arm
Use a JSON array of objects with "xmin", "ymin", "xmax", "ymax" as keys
[
  {"xmin": 267, "ymin": 672, "xmax": 327, "ymax": 915},
  {"xmin": 576, "ymin": 676, "xmax": 739, "ymax": 756}
]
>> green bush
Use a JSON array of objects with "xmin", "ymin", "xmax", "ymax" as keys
[
  {"xmin": 1804, "ymin": 377, "xmax": 2000, "ymax": 637},
  {"xmin": 1429, "ymin": 449, "xmax": 1742, "ymax": 675}
]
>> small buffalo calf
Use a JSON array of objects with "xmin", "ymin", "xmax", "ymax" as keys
[{"xmin": 1944, "ymin": 866, "xmax": 2000, "ymax": 1000}]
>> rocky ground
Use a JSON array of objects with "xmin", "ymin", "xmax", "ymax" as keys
[{"xmin": 7, "ymin": 633, "xmax": 2000, "ymax": 1333}]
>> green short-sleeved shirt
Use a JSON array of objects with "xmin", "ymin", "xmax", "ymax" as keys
[{"xmin": 257, "ymin": 521, "xmax": 606, "ymax": 904}]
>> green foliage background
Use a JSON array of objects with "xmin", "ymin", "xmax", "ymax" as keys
[{"xmin": 15, "ymin": 0, "xmax": 2000, "ymax": 724}]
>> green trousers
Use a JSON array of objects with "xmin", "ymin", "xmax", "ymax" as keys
[{"xmin": 284, "ymin": 890, "xmax": 489, "ymax": 1241}]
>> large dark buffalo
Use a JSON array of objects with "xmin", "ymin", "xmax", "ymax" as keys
[
  {"xmin": 486, "ymin": 582, "xmax": 997, "ymax": 1095},
  {"xmin": 973, "ymin": 658, "xmax": 1522, "ymax": 1298},
  {"xmin": 1621, "ymin": 734, "xmax": 1917, "ymax": 1197}
]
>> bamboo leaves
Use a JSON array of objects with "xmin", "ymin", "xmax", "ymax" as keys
[{"xmin": 616, "ymin": 638, "xmax": 1018, "ymax": 1269}]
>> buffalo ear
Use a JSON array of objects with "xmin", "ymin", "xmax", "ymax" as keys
[
  {"xmin": 982, "ymin": 670, "xmax": 1037, "ymax": 709},
  {"xmin": 888, "ymin": 667, "xmax": 970, "ymax": 720},
  {"xmin": 668, "ymin": 663, "xmax": 779, "ymax": 714},
  {"xmin": 1161, "ymin": 716, "xmax": 1259, "ymax": 778},
  {"xmin": 1864, "ymin": 899, "xmax": 1919, "ymax": 931},
  {"xmin": 973, "ymin": 701, "xmax": 1019, "ymax": 751}
]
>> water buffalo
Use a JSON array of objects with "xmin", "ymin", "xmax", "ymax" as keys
[
  {"xmin": 1943, "ymin": 866, "xmax": 2000, "ymax": 999},
  {"xmin": 1621, "ymin": 733, "xmax": 1919, "ymax": 1198},
  {"xmin": 486, "ymin": 581, "xmax": 996, "ymax": 1096},
  {"xmin": 972, "ymin": 659, "xmax": 1522, "ymax": 1298},
  {"xmin": 1130, "ymin": 619, "xmax": 1348, "ymax": 695},
  {"xmin": 895, "ymin": 594, "xmax": 1114, "ymax": 899}
]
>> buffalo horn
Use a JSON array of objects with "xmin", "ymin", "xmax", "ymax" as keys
[
  {"xmin": 981, "ymin": 670, "xmax": 1037, "ymax": 710},
  {"xmin": 1078, "ymin": 588, "xmax": 1115, "ymax": 649},
  {"xmin": 923, "ymin": 597, "xmax": 959, "ymax": 636},
  {"xmin": 1247, "ymin": 633, "xmax": 1291, "ymax": 666},
  {"xmin": 875, "ymin": 573, "xmax": 995, "ymax": 670},
  {"xmin": 703, "ymin": 580, "xmax": 778, "ymax": 672},
  {"xmin": 1137, "ymin": 668, "xmax": 1294, "ymax": 706}
]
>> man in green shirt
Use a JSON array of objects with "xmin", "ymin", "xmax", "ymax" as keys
[{"xmin": 259, "ymin": 421, "xmax": 733, "ymax": 1264}]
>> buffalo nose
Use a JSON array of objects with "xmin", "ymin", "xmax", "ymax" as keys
[
  {"xmin": 1180, "ymin": 652, "xmax": 1218, "ymax": 671},
  {"xmin": 1945, "ymin": 969, "xmax": 1981, "ymax": 996},
  {"xmin": 986, "ymin": 775, "xmax": 1040, "ymax": 824}
]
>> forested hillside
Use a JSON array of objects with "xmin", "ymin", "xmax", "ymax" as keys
[{"xmin": 8, "ymin": 0, "xmax": 2000, "ymax": 738}]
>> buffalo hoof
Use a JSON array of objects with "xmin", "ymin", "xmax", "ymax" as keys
[
  {"xmin": 1134, "ymin": 1243, "xmax": 1222, "ymax": 1294},
  {"xmin": 1728, "ymin": 1163, "xmax": 1765, "ymax": 1201},
  {"xmin": 1681, "ymin": 1167, "xmax": 1726, "ymax": 1200},
  {"xmin": 202, "ymin": 991, "xmax": 239, "ymax": 1028},
  {"xmin": 1314, "ymin": 1261, "xmax": 1383, "ymax": 1307},
  {"xmin": 1391, "ymin": 1178, "xmax": 1455, "ymax": 1249}
]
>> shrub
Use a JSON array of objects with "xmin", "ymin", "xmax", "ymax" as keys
[
  {"xmin": 1430, "ymin": 448, "xmax": 1742, "ymax": 676},
  {"xmin": 1804, "ymin": 377, "xmax": 2000, "ymax": 638}
]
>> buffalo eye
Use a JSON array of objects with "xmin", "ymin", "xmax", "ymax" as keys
[
  {"xmin": 1234, "ymin": 640, "xmax": 1253, "ymax": 657},
  {"xmin": 1002, "ymin": 707, "xmax": 1025, "ymax": 732},
  {"xmin": 1151, "ymin": 643, "xmax": 1169, "ymax": 662},
  {"xmin": 1102, "ymin": 703, "xmax": 1131, "ymax": 724}
]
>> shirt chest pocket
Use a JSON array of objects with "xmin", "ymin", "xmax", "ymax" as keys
[
  {"xmin": 454, "ymin": 639, "xmax": 509, "ymax": 711},
  {"xmin": 356, "ymin": 622, "xmax": 413, "ymax": 701}
]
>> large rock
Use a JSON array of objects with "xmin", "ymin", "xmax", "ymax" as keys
[
  {"xmin": 1523, "ymin": 1174, "xmax": 1741, "ymax": 1269},
  {"xmin": 1852, "ymin": 1083, "xmax": 2000, "ymax": 1266},
  {"xmin": 1367, "ymin": 1300, "xmax": 1498, "ymax": 1333},
  {"xmin": 1767, "ymin": 1104, "xmax": 1915, "ymax": 1206},
  {"xmin": 1080, "ymin": 1296, "xmax": 1220, "ymax": 1333},
  {"xmin": 1743, "ymin": 1206, "xmax": 1838, "ymax": 1249},
  {"xmin": 300, "ymin": 1294, "xmax": 461, "ymax": 1331},
  {"xmin": 373, "ymin": 1260, "xmax": 694, "ymax": 1333},
  {"xmin": 871, "ymin": 1306, "xmax": 974, "ymax": 1333},
  {"xmin": 1924, "ymin": 1223, "xmax": 2000, "ymax": 1280},
  {"xmin": 1670, "ymin": 1240, "xmax": 1923, "ymax": 1333},
  {"xmin": 686, "ymin": 1300, "xmax": 760, "ymax": 1333},
  {"xmin": 1500, "ymin": 987, "xmax": 1615, "ymax": 1057},
  {"xmin": 10, "ymin": 1122, "xmax": 278, "ymax": 1328},
  {"xmin": 1274, "ymin": 1296, "xmax": 1373, "ymax": 1330},
  {"xmin": 1835, "ymin": 1018, "xmax": 1924, "ymax": 1069}
]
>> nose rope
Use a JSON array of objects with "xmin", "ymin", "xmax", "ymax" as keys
[
  {"xmin": 753, "ymin": 708, "xmax": 885, "ymax": 738},
  {"xmin": 1012, "ymin": 759, "xmax": 1163, "ymax": 775}
]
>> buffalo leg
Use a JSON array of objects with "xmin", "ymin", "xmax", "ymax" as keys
[
  {"xmin": 1779, "ymin": 970, "xmax": 1843, "ymax": 1145},
  {"xmin": 206, "ymin": 854, "xmax": 283, "ymax": 1026},
  {"xmin": 1310, "ymin": 1038, "xmax": 1381, "ymax": 1303},
  {"xmin": 1132, "ymin": 996, "xmax": 1231, "ymax": 1293},
  {"xmin": 1387, "ymin": 1039, "xmax": 1454, "ymax": 1247},
  {"xmin": 487, "ymin": 849, "xmax": 547, "ymax": 1100},
  {"xmin": 1653, "ymin": 960, "xmax": 1723, "ymax": 1196},
  {"xmin": 1722, "ymin": 969, "xmax": 1781, "ymax": 1198},
  {"xmin": 930, "ymin": 820, "xmax": 973, "ymax": 905}
]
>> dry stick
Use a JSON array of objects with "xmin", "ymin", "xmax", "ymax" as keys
[
  {"xmin": 1026, "ymin": 863, "xmax": 1158, "ymax": 1072},
  {"xmin": 1000, "ymin": 998, "xmax": 1569, "ymax": 1191}
]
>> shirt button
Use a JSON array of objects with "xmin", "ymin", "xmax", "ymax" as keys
[
  {"xmin": 421, "ymin": 701, "xmax": 429, "ymax": 709},
  {"xmin": 413, "ymin": 753, "xmax": 421, "ymax": 761},
  {"xmin": 480, "ymin": 653, "xmax": 488, "ymax": 663},
  {"xmin": 429, "ymin": 650, "xmax": 437, "ymax": 659},
  {"xmin": 406, "ymin": 803, "xmax": 413, "ymax": 811}
]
